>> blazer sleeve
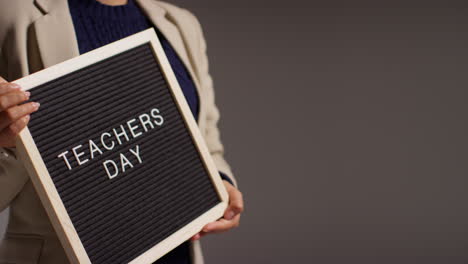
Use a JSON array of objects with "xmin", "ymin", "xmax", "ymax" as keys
[
  {"xmin": 0, "ymin": 19, "xmax": 30, "ymax": 212},
  {"xmin": 186, "ymin": 10, "xmax": 238, "ymax": 188},
  {"xmin": 0, "ymin": 148, "xmax": 29, "ymax": 212}
]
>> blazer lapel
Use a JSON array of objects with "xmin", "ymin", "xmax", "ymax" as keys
[
  {"xmin": 34, "ymin": 0, "xmax": 80, "ymax": 68},
  {"xmin": 136, "ymin": 0, "xmax": 202, "ymax": 91}
]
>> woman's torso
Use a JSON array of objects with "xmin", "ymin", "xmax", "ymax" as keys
[{"xmin": 0, "ymin": 0, "xmax": 213, "ymax": 263}]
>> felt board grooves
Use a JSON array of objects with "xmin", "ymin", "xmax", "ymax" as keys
[{"xmin": 27, "ymin": 44, "xmax": 221, "ymax": 263}]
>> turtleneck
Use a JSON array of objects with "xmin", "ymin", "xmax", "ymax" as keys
[
  {"xmin": 68, "ymin": 3, "xmax": 236, "ymax": 261},
  {"xmin": 67, "ymin": 1, "xmax": 194, "ymax": 263}
]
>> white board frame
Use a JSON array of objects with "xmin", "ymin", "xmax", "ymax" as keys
[{"xmin": 13, "ymin": 28, "xmax": 229, "ymax": 264}]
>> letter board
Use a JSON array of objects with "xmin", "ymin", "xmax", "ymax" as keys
[{"xmin": 13, "ymin": 29, "xmax": 229, "ymax": 264}]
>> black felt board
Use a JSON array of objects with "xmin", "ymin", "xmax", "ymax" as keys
[{"xmin": 26, "ymin": 43, "xmax": 221, "ymax": 263}]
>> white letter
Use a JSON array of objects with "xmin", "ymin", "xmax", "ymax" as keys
[
  {"xmin": 103, "ymin": 160, "xmax": 119, "ymax": 179},
  {"xmin": 113, "ymin": 125, "xmax": 130, "ymax": 145},
  {"xmin": 138, "ymin": 113, "xmax": 154, "ymax": 132},
  {"xmin": 127, "ymin": 118, "xmax": 142, "ymax": 138},
  {"xmin": 129, "ymin": 145, "xmax": 142, "ymax": 164},
  {"xmin": 101, "ymin": 132, "xmax": 115, "ymax": 150},
  {"xmin": 151, "ymin": 108, "xmax": 164, "ymax": 126},
  {"xmin": 57, "ymin": 151, "xmax": 72, "ymax": 170},
  {"xmin": 72, "ymin": 145, "xmax": 89, "ymax": 166},
  {"xmin": 120, "ymin": 153, "xmax": 133, "ymax": 172},
  {"xmin": 89, "ymin": 139, "xmax": 103, "ymax": 159}
]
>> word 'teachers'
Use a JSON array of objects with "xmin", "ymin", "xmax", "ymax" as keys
[{"xmin": 56, "ymin": 108, "xmax": 164, "ymax": 179}]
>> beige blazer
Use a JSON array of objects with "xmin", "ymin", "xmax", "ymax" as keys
[{"xmin": 0, "ymin": 0, "xmax": 236, "ymax": 263}]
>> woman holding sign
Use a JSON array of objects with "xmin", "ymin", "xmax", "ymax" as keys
[{"xmin": 0, "ymin": 0, "xmax": 244, "ymax": 263}]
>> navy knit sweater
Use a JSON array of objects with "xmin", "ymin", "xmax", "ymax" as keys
[
  {"xmin": 68, "ymin": 0, "xmax": 200, "ymax": 119},
  {"xmin": 68, "ymin": 0, "xmax": 193, "ymax": 263},
  {"xmin": 68, "ymin": 0, "xmax": 235, "ymax": 263}
]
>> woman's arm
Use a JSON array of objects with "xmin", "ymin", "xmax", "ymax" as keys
[
  {"xmin": 0, "ymin": 76, "xmax": 40, "ymax": 212},
  {"xmin": 182, "ymin": 9, "xmax": 244, "ymax": 240},
  {"xmin": 188, "ymin": 10, "xmax": 238, "ymax": 188},
  {"xmin": 0, "ymin": 47, "xmax": 40, "ymax": 211}
]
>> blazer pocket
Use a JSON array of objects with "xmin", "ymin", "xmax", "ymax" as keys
[{"xmin": 0, "ymin": 233, "xmax": 44, "ymax": 264}]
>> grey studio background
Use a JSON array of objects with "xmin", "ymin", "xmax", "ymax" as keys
[{"xmin": 2, "ymin": 1, "xmax": 468, "ymax": 264}]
